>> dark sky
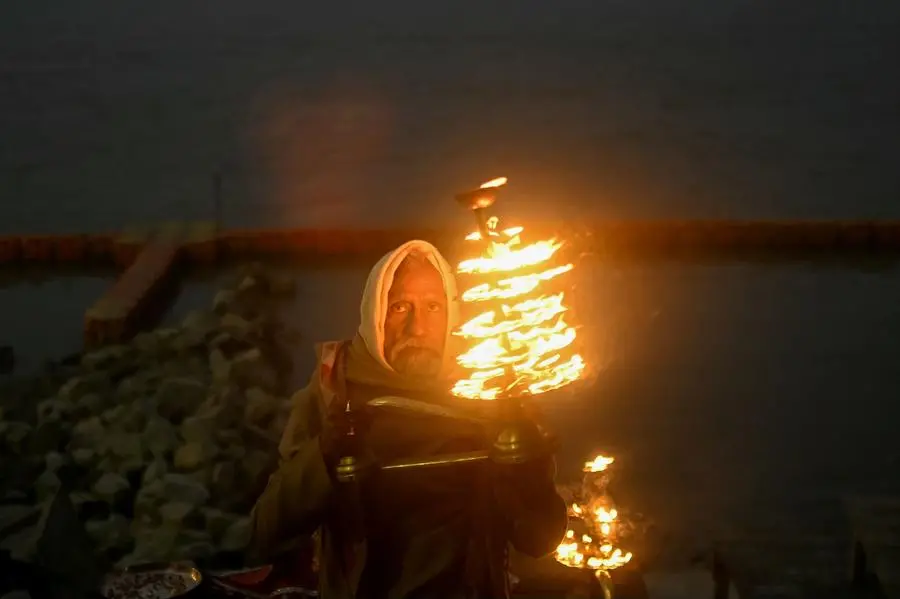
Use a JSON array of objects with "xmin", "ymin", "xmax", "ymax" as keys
[
  {"xmin": 1, "ymin": 0, "xmax": 897, "ymax": 227},
  {"xmin": 3, "ymin": 0, "xmax": 898, "ymax": 43}
]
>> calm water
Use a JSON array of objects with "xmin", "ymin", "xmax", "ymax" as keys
[{"xmin": 1, "ymin": 0, "xmax": 899, "ymax": 233}]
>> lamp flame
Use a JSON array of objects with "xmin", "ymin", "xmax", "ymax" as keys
[
  {"xmin": 480, "ymin": 177, "xmax": 508, "ymax": 189},
  {"xmin": 451, "ymin": 185, "xmax": 585, "ymax": 401},
  {"xmin": 555, "ymin": 454, "xmax": 634, "ymax": 571}
]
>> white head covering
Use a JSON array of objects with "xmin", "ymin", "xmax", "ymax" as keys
[{"xmin": 357, "ymin": 240, "xmax": 460, "ymax": 374}]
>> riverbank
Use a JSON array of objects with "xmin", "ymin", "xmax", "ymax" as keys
[{"xmin": 0, "ymin": 264, "xmax": 300, "ymax": 569}]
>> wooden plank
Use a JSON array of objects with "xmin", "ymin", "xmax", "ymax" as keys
[
  {"xmin": 182, "ymin": 221, "xmax": 218, "ymax": 264},
  {"xmin": 155, "ymin": 221, "xmax": 186, "ymax": 244},
  {"xmin": 117, "ymin": 224, "xmax": 154, "ymax": 245},
  {"xmin": 84, "ymin": 227, "xmax": 184, "ymax": 348}
]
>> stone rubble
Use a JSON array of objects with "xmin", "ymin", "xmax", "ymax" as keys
[{"xmin": 0, "ymin": 264, "xmax": 299, "ymax": 569}]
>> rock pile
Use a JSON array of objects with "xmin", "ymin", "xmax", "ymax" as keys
[{"xmin": 0, "ymin": 264, "xmax": 300, "ymax": 568}]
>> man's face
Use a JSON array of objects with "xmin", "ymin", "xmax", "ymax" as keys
[{"xmin": 383, "ymin": 256, "xmax": 448, "ymax": 378}]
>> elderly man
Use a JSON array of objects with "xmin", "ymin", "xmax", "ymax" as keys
[{"xmin": 250, "ymin": 240, "xmax": 568, "ymax": 599}]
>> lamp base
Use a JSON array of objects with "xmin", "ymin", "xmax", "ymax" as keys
[
  {"xmin": 335, "ymin": 452, "xmax": 376, "ymax": 484},
  {"xmin": 490, "ymin": 417, "xmax": 557, "ymax": 465}
]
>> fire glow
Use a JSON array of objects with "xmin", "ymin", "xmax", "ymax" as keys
[
  {"xmin": 555, "ymin": 454, "xmax": 634, "ymax": 571},
  {"xmin": 451, "ymin": 180, "xmax": 585, "ymax": 401}
]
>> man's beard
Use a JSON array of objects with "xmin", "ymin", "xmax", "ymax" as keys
[{"xmin": 388, "ymin": 344, "xmax": 442, "ymax": 378}]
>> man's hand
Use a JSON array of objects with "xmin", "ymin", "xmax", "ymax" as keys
[
  {"xmin": 318, "ymin": 397, "xmax": 369, "ymax": 469},
  {"xmin": 489, "ymin": 402, "xmax": 560, "ymax": 516},
  {"xmin": 493, "ymin": 454, "xmax": 569, "ymax": 558}
]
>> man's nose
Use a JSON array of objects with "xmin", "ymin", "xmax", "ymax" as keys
[{"xmin": 405, "ymin": 309, "xmax": 427, "ymax": 337}]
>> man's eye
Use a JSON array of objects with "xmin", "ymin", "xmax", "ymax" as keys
[
  {"xmin": 428, "ymin": 302, "xmax": 443, "ymax": 312},
  {"xmin": 391, "ymin": 303, "xmax": 409, "ymax": 313}
]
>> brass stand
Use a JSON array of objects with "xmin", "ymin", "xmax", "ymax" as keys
[
  {"xmin": 456, "ymin": 178, "xmax": 556, "ymax": 466},
  {"xmin": 334, "ymin": 401, "xmax": 375, "ymax": 484},
  {"xmin": 330, "ymin": 178, "xmax": 556, "ymax": 477},
  {"xmin": 331, "ymin": 399, "xmax": 555, "ymax": 474},
  {"xmin": 455, "ymin": 185, "xmax": 500, "ymax": 240},
  {"xmin": 490, "ymin": 398, "xmax": 557, "ymax": 465}
]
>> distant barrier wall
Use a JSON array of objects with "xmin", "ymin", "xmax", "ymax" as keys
[
  {"xmin": 0, "ymin": 234, "xmax": 118, "ymax": 266},
  {"xmin": 3, "ymin": 220, "xmax": 899, "ymax": 349},
  {"xmin": 2, "ymin": 221, "xmax": 900, "ymax": 269},
  {"xmin": 176, "ymin": 220, "xmax": 900, "ymax": 263}
]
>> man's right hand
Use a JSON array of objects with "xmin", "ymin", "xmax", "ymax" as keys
[{"xmin": 318, "ymin": 397, "xmax": 369, "ymax": 468}]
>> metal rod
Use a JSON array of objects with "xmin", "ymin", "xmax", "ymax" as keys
[
  {"xmin": 473, "ymin": 207, "xmax": 492, "ymax": 241},
  {"xmin": 206, "ymin": 565, "xmax": 273, "ymax": 578},
  {"xmin": 212, "ymin": 170, "xmax": 223, "ymax": 229},
  {"xmin": 380, "ymin": 450, "xmax": 490, "ymax": 471},
  {"xmin": 366, "ymin": 396, "xmax": 492, "ymax": 425},
  {"xmin": 457, "ymin": 183, "xmax": 527, "ymax": 398},
  {"xmin": 363, "ymin": 396, "xmax": 494, "ymax": 471}
]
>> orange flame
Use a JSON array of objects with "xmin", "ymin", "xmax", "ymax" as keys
[
  {"xmin": 555, "ymin": 454, "xmax": 634, "ymax": 571},
  {"xmin": 584, "ymin": 455, "xmax": 615, "ymax": 473},
  {"xmin": 451, "ymin": 194, "xmax": 585, "ymax": 401},
  {"xmin": 480, "ymin": 177, "xmax": 508, "ymax": 189}
]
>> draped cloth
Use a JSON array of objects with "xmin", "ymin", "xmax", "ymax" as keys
[{"xmin": 252, "ymin": 240, "xmax": 567, "ymax": 599}]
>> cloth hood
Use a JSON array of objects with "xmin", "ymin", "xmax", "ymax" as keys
[{"xmin": 357, "ymin": 239, "xmax": 460, "ymax": 376}]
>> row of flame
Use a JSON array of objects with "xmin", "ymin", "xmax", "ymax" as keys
[
  {"xmin": 555, "ymin": 455, "xmax": 634, "ymax": 571},
  {"xmin": 451, "ymin": 207, "xmax": 585, "ymax": 400},
  {"xmin": 449, "ymin": 179, "xmax": 632, "ymax": 571}
]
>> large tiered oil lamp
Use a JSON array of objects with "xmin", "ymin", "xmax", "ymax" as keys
[
  {"xmin": 452, "ymin": 177, "xmax": 585, "ymax": 464},
  {"xmin": 454, "ymin": 178, "xmax": 542, "ymax": 464},
  {"xmin": 454, "ymin": 177, "xmax": 504, "ymax": 240},
  {"xmin": 555, "ymin": 454, "xmax": 634, "ymax": 572},
  {"xmin": 334, "ymin": 176, "xmax": 585, "ymax": 474}
]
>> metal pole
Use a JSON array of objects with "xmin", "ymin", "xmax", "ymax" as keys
[
  {"xmin": 454, "ymin": 179, "xmax": 548, "ymax": 464},
  {"xmin": 212, "ymin": 170, "xmax": 223, "ymax": 229}
]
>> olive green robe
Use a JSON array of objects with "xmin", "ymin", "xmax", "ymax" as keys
[{"xmin": 250, "ymin": 341, "xmax": 567, "ymax": 599}]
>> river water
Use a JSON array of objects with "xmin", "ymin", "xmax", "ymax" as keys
[{"xmin": 2, "ymin": 0, "xmax": 900, "ymax": 564}]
